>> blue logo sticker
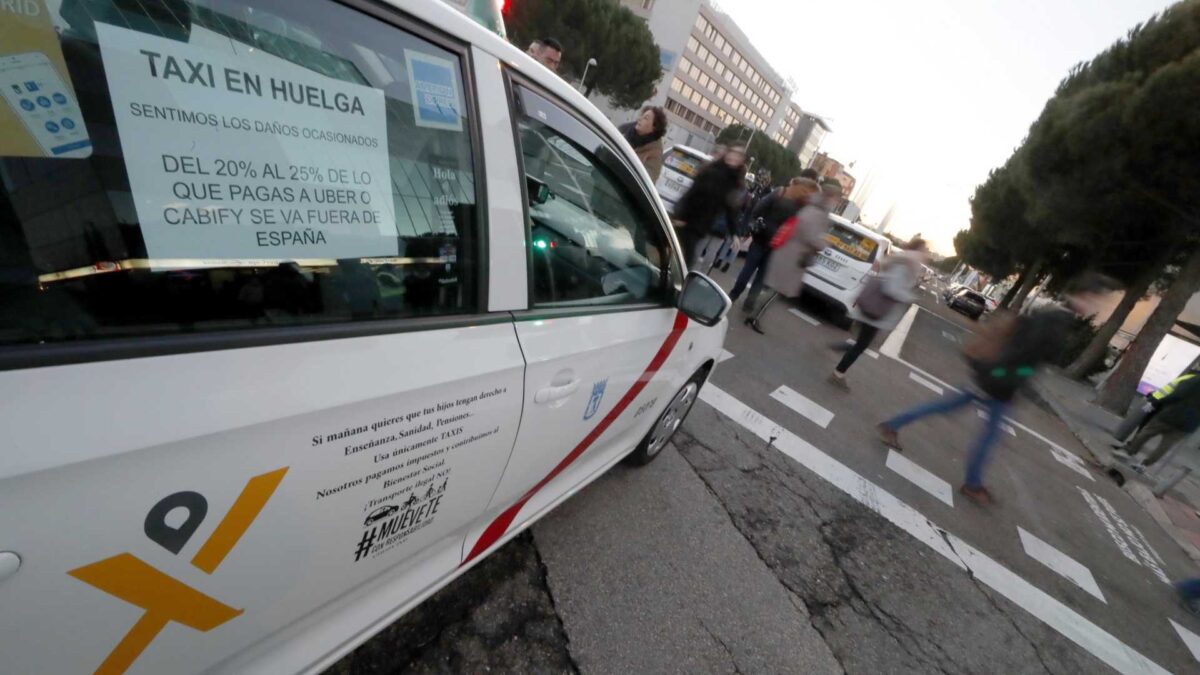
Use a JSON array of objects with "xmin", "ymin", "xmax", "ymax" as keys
[
  {"xmin": 52, "ymin": 92, "xmax": 67, "ymax": 105},
  {"xmin": 583, "ymin": 379, "xmax": 608, "ymax": 421},
  {"xmin": 36, "ymin": 96, "xmax": 51, "ymax": 108},
  {"xmin": 404, "ymin": 50, "xmax": 462, "ymax": 132}
]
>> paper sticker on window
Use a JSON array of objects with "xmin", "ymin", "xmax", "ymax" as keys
[
  {"xmin": 96, "ymin": 22, "xmax": 397, "ymax": 263},
  {"xmin": 404, "ymin": 50, "xmax": 462, "ymax": 131},
  {"xmin": 0, "ymin": 0, "xmax": 92, "ymax": 158}
]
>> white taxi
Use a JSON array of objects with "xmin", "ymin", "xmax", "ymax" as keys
[{"xmin": 0, "ymin": 1, "xmax": 730, "ymax": 673}]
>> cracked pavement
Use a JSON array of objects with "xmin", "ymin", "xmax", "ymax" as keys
[{"xmin": 328, "ymin": 292, "xmax": 1200, "ymax": 674}]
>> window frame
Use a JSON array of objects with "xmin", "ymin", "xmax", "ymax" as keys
[
  {"xmin": 0, "ymin": 0, "xmax": 494, "ymax": 371},
  {"xmin": 504, "ymin": 72, "xmax": 681, "ymax": 319}
]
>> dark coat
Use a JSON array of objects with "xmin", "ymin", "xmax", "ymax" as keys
[
  {"xmin": 1152, "ymin": 375, "xmax": 1200, "ymax": 432},
  {"xmin": 672, "ymin": 162, "xmax": 742, "ymax": 239},
  {"xmin": 970, "ymin": 307, "xmax": 1073, "ymax": 402},
  {"xmin": 746, "ymin": 189, "xmax": 801, "ymax": 246}
]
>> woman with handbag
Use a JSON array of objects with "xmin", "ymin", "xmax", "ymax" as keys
[{"xmin": 828, "ymin": 238, "xmax": 930, "ymax": 388}]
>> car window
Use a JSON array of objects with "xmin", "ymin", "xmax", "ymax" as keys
[
  {"xmin": 0, "ymin": 0, "xmax": 479, "ymax": 350},
  {"xmin": 513, "ymin": 86, "xmax": 671, "ymax": 307}
]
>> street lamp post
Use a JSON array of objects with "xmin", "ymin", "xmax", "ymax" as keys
[{"xmin": 580, "ymin": 58, "xmax": 598, "ymax": 95}]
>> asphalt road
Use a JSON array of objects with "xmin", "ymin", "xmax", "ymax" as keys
[{"xmin": 330, "ymin": 280, "xmax": 1200, "ymax": 674}]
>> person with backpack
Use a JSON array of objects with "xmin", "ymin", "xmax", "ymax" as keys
[
  {"xmin": 828, "ymin": 239, "xmax": 930, "ymax": 389},
  {"xmin": 728, "ymin": 177, "xmax": 816, "ymax": 320},
  {"xmin": 876, "ymin": 274, "xmax": 1113, "ymax": 504}
]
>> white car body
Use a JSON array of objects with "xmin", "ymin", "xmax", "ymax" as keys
[
  {"xmin": 802, "ymin": 215, "xmax": 893, "ymax": 315},
  {"xmin": 655, "ymin": 144, "xmax": 712, "ymax": 214},
  {"xmin": 0, "ymin": 2, "xmax": 729, "ymax": 673}
]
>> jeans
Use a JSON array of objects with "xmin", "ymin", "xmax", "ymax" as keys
[
  {"xmin": 729, "ymin": 240, "xmax": 770, "ymax": 307},
  {"xmin": 883, "ymin": 389, "xmax": 1008, "ymax": 488},
  {"xmin": 836, "ymin": 323, "xmax": 880, "ymax": 374}
]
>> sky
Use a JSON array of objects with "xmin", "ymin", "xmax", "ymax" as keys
[{"xmin": 719, "ymin": 0, "xmax": 1177, "ymax": 255}]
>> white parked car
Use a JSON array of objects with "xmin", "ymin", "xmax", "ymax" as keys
[
  {"xmin": 0, "ymin": 2, "xmax": 730, "ymax": 673},
  {"xmin": 802, "ymin": 215, "xmax": 893, "ymax": 322}
]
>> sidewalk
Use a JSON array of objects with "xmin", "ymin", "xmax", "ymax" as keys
[{"xmin": 1033, "ymin": 369, "xmax": 1200, "ymax": 565}]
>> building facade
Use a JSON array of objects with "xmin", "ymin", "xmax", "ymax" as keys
[{"xmin": 788, "ymin": 112, "xmax": 831, "ymax": 168}]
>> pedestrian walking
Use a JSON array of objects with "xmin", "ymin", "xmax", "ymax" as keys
[
  {"xmin": 829, "ymin": 238, "xmax": 931, "ymax": 388},
  {"xmin": 876, "ymin": 274, "xmax": 1113, "ymax": 504},
  {"xmin": 741, "ymin": 179, "xmax": 839, "ymax": 333},
  {"xmin": 672, "ymin": 145, "xmax": 746, "ymax": 268},
  {"xmin": 526, "ymin": 38, "xmax": 563, "ymax": 72},
  {"xmin": 727, "ymin": 178, "xmax": 815, "ymax": 322},
  {"xmin": 1114, "ymin": 373, "xmax": 1200, "ymax": 471},
  {"xmin": 618, "ymin": 106, "xmax": 667, "ymax": 181}
]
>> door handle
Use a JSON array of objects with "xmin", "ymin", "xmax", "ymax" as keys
[{"xmin": 535, "ymin": 378, "xmax": 580, "ymax": 404}]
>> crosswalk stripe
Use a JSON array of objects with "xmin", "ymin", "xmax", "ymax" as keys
[
  {"xmin": 697, "ymin": 384, "xmax": 1170, "ymax": 675},
  {"xmin": 1018, "ymin": 527, "xmax": 1106, "ymax": 603},
  {"xmin": 717, "ymin": 349, "xmax": 735, "ymax": 363},
  {"xmin": 1169, "ymin": 619, "xmax": 1200, "ymax": 664},
  {"xmin": 886, "ymin": 450, "xmax": 953, "ymax": 506},
  {"xmin": 909, "ymin": 372, "xmax": 944, "ymax": 395},
  {"xmin": 770, "ymin": 385, "xmax": 834, "ymax": 428},
  {"xmin": 787, "ymin": 308, "xmax": 821, "ymax": 326}
]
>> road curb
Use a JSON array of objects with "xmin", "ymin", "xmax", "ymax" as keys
[
  {"xmin": 1028, "ymin": 380, "xmax": 1114, "ymax": 468},
  {"xmin": 1126, "ymin": 482, "xmax": 1200, "ymax": 566}
]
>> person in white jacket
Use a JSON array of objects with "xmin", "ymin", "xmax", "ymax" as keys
[{"xmin": 829, "ymin": 239, "xmax": 931, "ymax": 389}]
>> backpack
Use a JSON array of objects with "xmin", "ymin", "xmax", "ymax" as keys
[
  {"xmin": 855, "ymin": 275, "xmax": 894, "ymax": 320},
  {"xmin": 963, "ymin": 310, "xmax": 1019, "ymax": 363}
]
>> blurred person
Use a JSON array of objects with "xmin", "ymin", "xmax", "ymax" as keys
[
  {"xmin": 829, "ymin": 238, "xmax": 931, "ymax": 388},
  {"xmin": 673, "ymin": 145, "xmax": 746, "ymax": 268},
  {"xmin": 618, "ymin": 106, "xmax": 668, "ymax": 181},
  {"xmin": 728, "ymin": 177, "xmax": 817, "ymax": 326},
  {"xmin": 742, "ymin": 179, "xmax": 839, "ymax": 333},
  {"xmin": 1176, "ymin": 578, "xmax": 1200, "ymax": 617},
  {"xmin": 799, "ymin": 168, "xmax": 820, "ymax": 181},
  {"xmin": 1115, "ymin": 373, "xmax": 1200, "ymax": 472},
  {"xmin": 527, "ymin": 38, "xmax": 563, "ymax": 72},
  {"xmin": 877, "ymin": 274, "xmax": 1114, "ymax": 504}
]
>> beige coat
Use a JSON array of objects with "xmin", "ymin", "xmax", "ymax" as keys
[
  {"xmin": 634, "ymin": 138, "xmax": 664, "ymax": 182},
  {"xmin": 763, "ymin": 204, "xmax": 831, "ymax": 298}
]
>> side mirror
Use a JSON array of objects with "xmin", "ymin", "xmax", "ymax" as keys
[{"xmin": 679, "ymin": 271, "xmax": 731, "ymax": 327}]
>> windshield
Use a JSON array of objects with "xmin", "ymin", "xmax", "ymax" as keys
[{"xmin": 824, "ymin": 224, "xmax": 880, "ymax": 263}]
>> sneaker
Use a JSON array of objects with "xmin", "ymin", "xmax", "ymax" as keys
[
  {"xmin": 877, "ymin": 423, "xmax": 902, "ymax": 451},
  {"xmin": 959, "ymin": 484, "xmax": 993, "ymax": 505},
  {"xmin": 721, "ymin": 261, "xmax": 731, "ymax": 273},
  {"xmin": 1130, "ymin": 462, "xmax": 1147, "ymax": 475},
  {"xmin": 828, "ymin": 372, "xmax": 849, "ymax": 391}
]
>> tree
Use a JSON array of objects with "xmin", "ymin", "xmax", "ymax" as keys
[
  {"xmin": 505, "ymin": 0, "xmax": 662, "ymax": 109},
  {"xmin": 716, "ymin": 124, "xmax": 802, "ymax": 185}
]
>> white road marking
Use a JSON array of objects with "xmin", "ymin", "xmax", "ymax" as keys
[
  {"xmin": 1079, "ymin": 487, "xmax": 1169, "ymax": 583},
  {"xmin": 771, "ymin": 385, "xmax": 834, "ymax": 428},
  {"xmin": 697, "ymin": 384, "xmax": 1171, "ymax": 675},
  {"xmin": 718, "ymin": 349, "xmax": 735, "ymax": 363},
  {"xmin": 1170, "ymin": 619, "xmax": 1200, "ymax": 664},
  {"xmin": 843, "ymin": 338, "xmax": 879, "ymax": 359},
  {"xmin": 880, "ymin": 305, "xmax": 918, "ymax": 358},
  {"xmin": 942, "ymin": 330, "xmax": 960, "ymax": 343},
  {"xmin": 909, "ymin": 372, "xmax": 944, "ymax": 395},
  {"xmin": 975, "ymin": 409, "xmax": 1017, "ymax": 436},
  {"xmin": 787, "ymin": 308, "xmax": 821, "ymax": 326},
  {"xmin": 1017, "ymin": 527, "xmax": 1106, "ymax": 603},
  {"xmin": 1049, "ymin": 445, "xmax": 1096, "ymax": 482},
  {"xmin": 886, "ymin": 450, "xmax": 954, "ymax": 506}
]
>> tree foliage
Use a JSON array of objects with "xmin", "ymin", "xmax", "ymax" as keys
[
  {"xmin": 716, "ymin": 124, "xmax": 802, "ymax": 186},
  {"xmin": 955, "ymin": 0, "xmax": 1200, "ymax": 404},
  {"xmin": 504, "ymin": 0, "xmax": 662, "ymax": 108}
]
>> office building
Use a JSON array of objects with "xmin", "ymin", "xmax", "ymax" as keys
[
  {"xmin": 788, "ymin": 112, "xmax": 832, "ymax": 168},
  {"xmin": 615, "ymin": 0, "xmax": 795, "ymax": 152}
]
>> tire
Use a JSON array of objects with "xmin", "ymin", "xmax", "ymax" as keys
[{"xmin": 625, "ymin": 370, "xmax": 706, "ymax": 466}]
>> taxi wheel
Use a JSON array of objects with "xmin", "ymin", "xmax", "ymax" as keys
[{"xmin": 626, "ymin": 371, "xmax": 705, "ymax": 466}]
